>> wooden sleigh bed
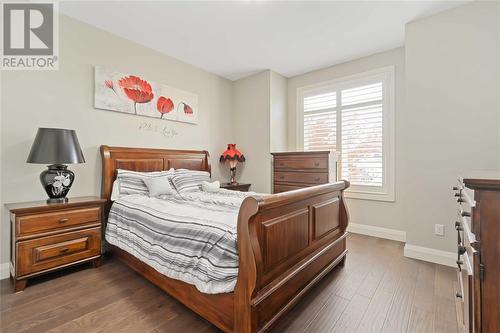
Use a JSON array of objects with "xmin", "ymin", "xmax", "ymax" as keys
[{"xmin": 100, "ymin": 145, "xmax": 350, "ymax": 333}]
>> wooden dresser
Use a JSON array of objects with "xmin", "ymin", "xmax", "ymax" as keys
[
  {"xmin": 7, "ymin": 196, "xmax": 106, "ymax": 291},
  {"xmin": 454, "ymin": 174, "xmax": 500, "ymax": 332},
  {"xmin": 271, "ymin": 151, "xmax": 335, "ymax": 193}
]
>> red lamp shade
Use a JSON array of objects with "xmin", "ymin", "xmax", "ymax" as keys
[{"xmin": 219, "ymin": 144, "xmax": 245, "ymax": 163}]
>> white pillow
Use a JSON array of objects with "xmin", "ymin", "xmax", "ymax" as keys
[
  {"xmin": 171, "ymin": 169, "xmax": 211, "ymax": 193},
  {"xmin": 117, "ymin": 169, "xmax": 174, "ymax": 195},
  {"xmin": 144, "ymin": 175, "xmax": 176, "ymax": 197},
  {"xmin": 201, "ymin": 180, "xmax": 220, "ymax": 193},
  {"xmin": 110, "ymin": 180, "xmax": 121, "ymax": 201}
]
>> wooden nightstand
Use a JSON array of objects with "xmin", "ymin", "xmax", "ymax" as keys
[
  {"xmin": 6, "ymin": 196, "xmax": 106, "ymax": 292},
  {"xmin": 220, "ymin": 182, "xmax": 251, "ymax": 192}
]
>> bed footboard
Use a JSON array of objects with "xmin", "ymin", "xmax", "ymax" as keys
[{"xmin": 235, "ymin": 181, "xmax": 350, "ymax": 333}]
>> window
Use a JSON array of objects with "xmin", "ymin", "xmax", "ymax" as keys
[{"xmin": 297, "ymin": 67, "xmax": 395, "ymax": 201}]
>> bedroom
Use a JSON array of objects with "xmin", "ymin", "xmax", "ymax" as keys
[{"xmin": 1, "ymin": 1, "xmax": 499, "ymax": 332}]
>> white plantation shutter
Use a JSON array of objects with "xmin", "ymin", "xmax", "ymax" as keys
[
  {"xmin": 300, "ymin": 67, "xmax": 395, "ymax": 201},
  {"xmin": 340, "ymin": 83, "xmax": 383, "ymax": 187},
  {"xmin": 303, "ymin": 92, "xmax": 336, "ymax": 151},
  {"xmin": 341, "ymin": 82, "xmax": 383, "ymax": 106}
]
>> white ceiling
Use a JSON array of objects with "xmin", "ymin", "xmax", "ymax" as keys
[{"xmin": 60, "ymin": 1, "xmax": 467, "ymax": 80}]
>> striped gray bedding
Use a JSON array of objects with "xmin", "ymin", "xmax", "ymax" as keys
[{"xmin": 105, "ymin": 189, "xmax": 260, "ymax": 294}]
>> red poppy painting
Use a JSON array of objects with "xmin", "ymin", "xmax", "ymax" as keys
[
  {"xmin": 157, "ymin": 96, "xmax": 174, "ymax": 118},
  {"xmin": 119, "ymin": 76, "xmax": 154, "ymax": 101},
  {"xmin": 94, "ymin": 66, "xmax": 199, "ymax": 124},
  {"xmin": 177, "ymin": 102, "xmax": 194, "ymax": 115}
]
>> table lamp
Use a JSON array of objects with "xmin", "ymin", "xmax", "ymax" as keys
[
  {"xmin": 219, "ymin": 144, "xmax": 245, "ymax": 184},
  {"xmin": 27, "ymin": 128, "xmax": 85, "ymax": 203}
]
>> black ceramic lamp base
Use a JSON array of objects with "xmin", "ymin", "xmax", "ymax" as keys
[{"xmin": 40, "ymin": 164, "xmax": 75, "ymax": 203}]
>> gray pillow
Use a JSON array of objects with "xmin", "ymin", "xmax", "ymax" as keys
[
  {"xmin": 144, "ymin": 175, "xmax": 176, "ymax": 197},
  {"xmin": 117, "ymin": 169, "xmax": 174, "ymax": 195}
]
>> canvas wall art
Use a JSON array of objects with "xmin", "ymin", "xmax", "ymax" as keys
[{"xmin": 94, "ymin": 66, "xmax": 198, "ymax": 124}]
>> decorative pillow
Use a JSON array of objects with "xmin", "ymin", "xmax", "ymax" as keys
[
  {"xmin": 201, "ymin": 180, "xmax": 220, "ymax": 193},
  {"xmin": 144, "ymin": 175, "xmax": 176, "ymax": 197},
  {"xmin": 171, "ymin": 169, "xmax": 211, "ymax": 193},
  {"xmin": 117, "ymin": 169, "xmax": 174, "ymax": 195}
]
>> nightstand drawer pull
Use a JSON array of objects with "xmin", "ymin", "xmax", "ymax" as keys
[
  {"xmin": 59, "ymin": 218, "xmax": 69, "ymax": 224},
  {"xmin": 60, "ymin": 247, "xmax": 69, "ymax": 253}
]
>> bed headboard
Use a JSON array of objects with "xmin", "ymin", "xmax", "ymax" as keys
[{"xmin": 100, "ymin": 145, "xmax": 211, "ymax": 205}]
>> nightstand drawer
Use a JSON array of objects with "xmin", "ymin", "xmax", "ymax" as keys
[
  {"xmin": 16, "ymin": 227, "xmax": 101, "ymax": 277},
  {"xmin": 17, "ymin": 207, "xmax": 101, "ymax": 237},
  {"xmin": 220, "ymin": 182, "xmax": 251, "ymax": 192}
]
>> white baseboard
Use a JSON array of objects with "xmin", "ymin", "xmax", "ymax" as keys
[
  {"xmin": 0, "ymin": 262, "xmax": 10, "ymax": 280},
  {"xmin": 347, "ymin": 222, "xmax": 406, "ymax": 242},
  {"xmin": 404, "ymin": 244, "xmax": 456, "ymax": 267}
]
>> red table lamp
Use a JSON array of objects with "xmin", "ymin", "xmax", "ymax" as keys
[{"xmin": 219, "ymin": 144, "xmax": 245, "ymax": 184}]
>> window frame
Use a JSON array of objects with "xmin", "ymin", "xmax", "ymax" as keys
[{"xmin": 296, "ymin": 66, "xmax": 395, "ymax": 202}]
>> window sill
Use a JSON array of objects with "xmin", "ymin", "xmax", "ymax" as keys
[{"xmin": 344, "ymin": 190, "xmax": 395, "ymax": 202}]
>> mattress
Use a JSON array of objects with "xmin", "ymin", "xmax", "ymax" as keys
[{"xmin": 105, "ymin": 189, "xmax": 260, "ymax": 294}]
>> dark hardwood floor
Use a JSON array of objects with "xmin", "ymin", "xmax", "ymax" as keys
[{"xmin": 0, "ymin": 234, "xmax": 458, "ymax": 333}]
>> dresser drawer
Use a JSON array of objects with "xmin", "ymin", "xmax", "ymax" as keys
[
  {"xmin": 16, "ymin": 207, "xmax": 101, "ymax": 237},
  {"xmin": 274, "ymin": 171, "xmax": 328, "ymax": 185},
  {"xmin": 16, "ymin": 227, "xmax": 101, "ymax": 277},
  {"xmin": 274, "ymin": 157, "xmax": 328, "ymax": 171},
  {"xmin": 273, "ymin": 184, "xmax": 307, "ymax": 193}
]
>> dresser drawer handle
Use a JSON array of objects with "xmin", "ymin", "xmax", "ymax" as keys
[
  {"xmin": 314, "ymin": 162, "xmax": 319, "ymax": 167},
  {"xmin": 58, "ymin": 218, "xmax": 69, "ymax": 224},
  {"xmin": 60, "ymin": 248, "xmax": 69, "ymax": 253},
  {"xmin": 456, "ymin": 292, "xmax": 463, "ymax": 299},
  {"xmin": 279, "ymin": 162, "xmax": 284, "ymax": 166},
  {"xmin": 279, "ymin": 176, "xmax": 284, "ymax": 179},
  {"xmin": 461, "ymin": 211, "xmax": 471, "ymax": 217}
]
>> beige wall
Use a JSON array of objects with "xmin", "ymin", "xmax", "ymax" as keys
[
  {"xmin": 232, "ymin": 71, "xmax": 272, "ymax": 193},
  {"xmin": 404, "ymin": 1, "xmax": 500, "ymax": 251},
  {"xmin": 1, "ymin": 2, "xmax": 498, "ymax": 269},
  {"xmin": 287, "ymin": 1, "xmax": 500, "ymax": 253},
  {"xmin": 270, "ymin": 71, "xmax": 288, "ymax": 152},
  {"xmin": 0, "ymin": 14, "xmax": 234, "ymax": 264},
  {"xmin": 287, "ymin": 48, "xmax": 406, "ymax": 232},
  {"xmin": 232, "ymin": 70, "xmax": 288, "ymax": 193}
]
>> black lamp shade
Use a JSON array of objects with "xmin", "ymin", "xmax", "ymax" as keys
[{"xmin": 27, "ymin": 128, "xmax": 85, "ymax": 164}]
